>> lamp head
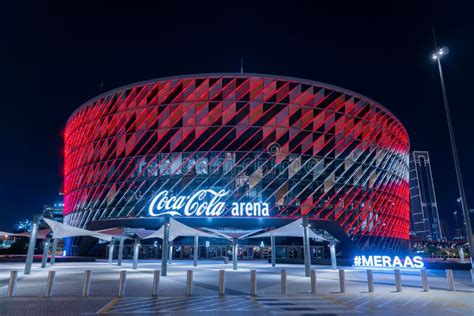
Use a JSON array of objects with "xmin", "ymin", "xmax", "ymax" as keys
[{"xmin": 431, "ymin": 46, "xmax": 449, "ymax": 60}]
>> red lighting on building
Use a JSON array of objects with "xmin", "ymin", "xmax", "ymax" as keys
[{"xmin": 64, "ymin": 74, "xmax": 410, "ymax": 250}]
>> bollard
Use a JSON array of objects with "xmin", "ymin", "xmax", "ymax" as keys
[
  {"xmin": 367, "ymin": 269, "xmax": 374, "ymax": 293},
  {"xmin": 219, "ymin": 270, "xmax": 225, "ymax": 296},
  {"xmin": 7, "ymin": 271, "xmax": 18, "ymax": 297},
  {"xmin": 45, "ymin": 270, "xmax": 56, "ymax": 297},
  {"xmin": 250, "ymin": 270, "xmax": 257, "ymax": 296},
  {"xmin": 310, "ymin": 270, "xmax": 317, "ymax": 294},
  {"xmin": 394, "ymin": 269, "xmax": 402, "ymax": 292},
  {"xmin": 339, "ymin": 269, "xmax": 345, "ymax": 293},
  {"xmin": 82, "ymin": 270, "xmax": 92, "ymax": 297},
  {"xmin": 421, "ymin": 269, "xmax": 429, "ymax": 292},
  {"xmin": 281, "ymin": 269, "xmax": 287, "ymax": 294},
  {"xmin": 186, "ymin": 270, "xmax": 193, "ymax": 296},
  {"xmin": 118, "ymin": 270, "xmax": 127, "ymax": 297},
  {"xmin": 446, "ymin": 269, "xmax": 455, "ymax": 291},
  {"xmin": 152, "ymin": 270, "xmax": 160, "ymax": 297}
]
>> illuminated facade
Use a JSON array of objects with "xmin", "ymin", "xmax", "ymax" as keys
[{"xmin": 64, "ymin": 74, "xmax": 410, "ymax": 252}]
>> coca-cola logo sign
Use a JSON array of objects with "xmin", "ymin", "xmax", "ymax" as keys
[{"xmin": 148, "ymin": 189, "xmax": 270, "ymax": 217}]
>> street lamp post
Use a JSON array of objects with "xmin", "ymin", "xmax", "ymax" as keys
[{"xmin": 432, "ymin": 47, "xmax": 474, "ymax": 268}]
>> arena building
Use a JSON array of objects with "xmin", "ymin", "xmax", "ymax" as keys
[{"xmin": 64, "ymin": 73, "xmax": 410, "ymax": 261}]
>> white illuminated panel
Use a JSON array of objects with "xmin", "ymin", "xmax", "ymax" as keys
[{"xmin": 148, "ymin": 189, "xmax": 270, "ymax": 217}]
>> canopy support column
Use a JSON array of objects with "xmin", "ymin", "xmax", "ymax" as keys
[
  {"xmin": 458, "ymin": 247, "xmax": 465, "ymax": 263},
  {"xmin": 271, "ymin": 234, "xmax": 276, "ymax": 267},
  {"xmin": 108, "ymin": 239, "xmax": 115, "ymax": 264},
  {"xmin": 303, "ymin": 216, "xmax": 311, "ymax": 277},
  {"xmin": 232, "ymin": 238, "xmax": 238, "ymax": 270},
  {"xmin": 330, "ymin": 241, "xmax": 337, "ymax": 270},
  {"xmin": 24, "ymin": 214, "xmax": 41, "ymax": 275},
  {"xmin": 154, "ymin": 242, "xmax": 159, "ymax": 259},
  {"xmin": 193, "ymin": 235, "xmax": 199, "ymax": 267},
  {"xmin": 41, "ymin": 238, "xmax": 51, "ymax": 268},
  {"xmin": 117, "ymin": 237, "xmax": 124, "ymax": 266},
  {"xmin": 132, "ymin": 238, "xmax": 140, "ymax": 270},
  {"xmin": 168, "ymin": 241, "xmax": 173, "ymax": 265},
  {"xmin": 161, "ymin": 216, "xmax": 170, "ymax": 276},
  {"xmin": 50, "ymin": 238, "xmax": 58, "ymax": 265}
]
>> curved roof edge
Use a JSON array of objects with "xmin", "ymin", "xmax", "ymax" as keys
[{"xmin": 67, "ymin": 73, "xmax": 408, "ymax": 137}]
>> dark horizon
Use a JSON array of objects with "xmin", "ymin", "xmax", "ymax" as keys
[{"xmin": 1, "ymin": 1, "xmax": 473, "ymax": 232}]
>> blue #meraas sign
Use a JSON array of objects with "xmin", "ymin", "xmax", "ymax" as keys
[{"xmin": 353, "ymin": 255, "xmax": 424, "ymax": 269}]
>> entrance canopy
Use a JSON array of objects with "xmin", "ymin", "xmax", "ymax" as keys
[
  {"xmin": 43, "ymin": 218, "xmax": 113, "ymax": 241},
  {"xmin": 249, "ymin": 218, "xmax": 326, "ymax": 240},
  {"xmin": 204, "ymin": 228, "xmax": 263, "ymax": 240},
  {"xmin": 97, "ymin": 227, "xmax": 127, "ymax": 238},
  {"xmin": 1, "ymin": 229, "xmax": 51, "ymax": 240},
  {"xmin": 0, "ymin": 231, "xmax": 24, "ymax": 237},
  {"xmin": 143, "ymin": 218, "xmax": 217, "ymax": 241},
  {"xmin": 97, "ymin": 227, "xmax": 156, "ymax": 240},
  {"xmin": 131, "ymin": 228, "xmax": 157, "ymax": 239}
]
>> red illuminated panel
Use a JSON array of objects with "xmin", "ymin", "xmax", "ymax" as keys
[{"xmin": 64, "ymin": 74, "xmax": 410, "ymax": 247}]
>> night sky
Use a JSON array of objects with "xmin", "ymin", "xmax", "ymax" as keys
[{"xmin": 1, "ymin": 1, "xmax": 473, "ymax": 231}]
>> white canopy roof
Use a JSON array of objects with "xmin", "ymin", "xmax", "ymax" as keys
[
  {"xmin": 96, "ymin": 227, "xmax": 128, "ymax": 238},
  {"xmin": 0, "ymin": 231, "xmax": 23, "ymax": 237},
  {"xmin": 96, "ymin": 227, "xmax": 155, "ymax": 240},
  {"xmin": 1, "ymin": 229, "xmax": 51, "ymax": 239},
  {"xmin": 43, "ymin": 218, "xmax": 113, "ymax": 241},
  {"xmin": 249, "ymin": 218, "xmax": 326, "ymax": 240},
  {"xmin": 142, "ymin": 218, "xmax": 217, "ymax": 241},
  {"xmin": 204, "ymin": 228, "xmax": 263, "ymax": 240}
]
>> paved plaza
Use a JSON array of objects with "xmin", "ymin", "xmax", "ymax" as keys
[{"xmin": 0, "ymin": 260, "xmax": 473, "ymax": 315}]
